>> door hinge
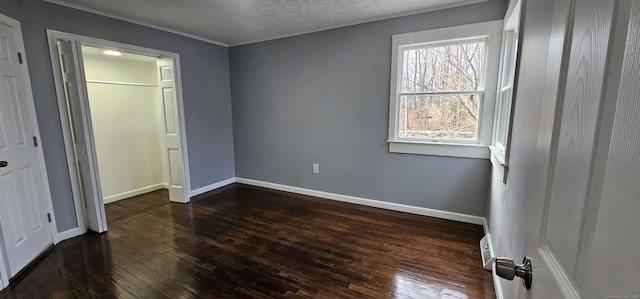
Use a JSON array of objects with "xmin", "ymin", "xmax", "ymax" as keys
[
  {"xmin": 33, "ymin": 136, "xmax": 38, "ymax": 147},
  {"xmin": 18, "ymin": 52, "xmax": 23, "ymax": 64},
  {"xmin": 47, "ymin": 213, "xmax": 52, "ymax": 223}
]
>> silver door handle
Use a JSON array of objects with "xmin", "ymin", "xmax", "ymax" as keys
[
  {"xmin": 0, "ymin": 161, "xmax": 7, "ymax": 167},
  {"xmin": 495, "ymin": 256, "xmax": 533, "ymax": 289}
]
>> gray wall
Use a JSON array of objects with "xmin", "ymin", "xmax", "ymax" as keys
[
  {"xmin": 0, "ymin": 0, "xmax": 20, "ymax": 20},
  {"xmin": 3, "ymin": 0, "xmax": 235, "ymax": 232},
  {"xmin": 486, "ymin": 0, "xmax": 553, "ymax": 297},
  {"xmin": 230, "ymin": 0, "xmax": 507, "ymax": 216},
  {"xmin": 0, "ymin": 0, "xmax": 511, "ymax": 231}
]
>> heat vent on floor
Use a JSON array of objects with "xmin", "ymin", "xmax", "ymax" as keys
[{"xmin": 480, "ymin": 234, "xmax": 495, "ymax": 271}]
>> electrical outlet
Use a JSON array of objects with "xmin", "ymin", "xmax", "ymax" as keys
[{"xmin": 312, "ymin": 163, "xmax": 319, "ymax": 174}]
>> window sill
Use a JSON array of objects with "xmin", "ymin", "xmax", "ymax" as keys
[
  {"xmin": 489, "ymin": 145, "xmax": 508, "ymax": 167},
  {"xmin": 388, "ymin": 140, "xmax": 490, "ymax": 159}
]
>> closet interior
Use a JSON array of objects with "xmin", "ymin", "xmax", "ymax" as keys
[{"xmin": 81, "ymin": 45, "xmax": 169, "ymax": 205}]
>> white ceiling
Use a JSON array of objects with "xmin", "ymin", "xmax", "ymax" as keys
[
  {"xmin": 81, "ymin": 45, "xmax": 159, "ymax": 62},
  {"xmin": 46, "ymin": 0, "xmax": 488, "ymax": 46}
]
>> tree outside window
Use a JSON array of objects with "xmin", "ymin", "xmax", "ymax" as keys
[{"xmin": 398, "ymin": 41, "xmax": 486, "ymax": 141}]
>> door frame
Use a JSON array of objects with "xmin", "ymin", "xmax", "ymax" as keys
[
  {"xmin": 0, "ymin": 14, "xmax": 57, "ymax": 289},
  {"xmin": 46, "ymin": 30, "xmax": 192, "ymax": 240}
]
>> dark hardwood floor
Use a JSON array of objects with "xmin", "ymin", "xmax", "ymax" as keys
[
  {"xmin": 104, "ymin": 189, "xmax": 170, "ymax": 223},
  {"xmin": 0, "ymin": 184, "xmax": 495, "ymax": 298}
]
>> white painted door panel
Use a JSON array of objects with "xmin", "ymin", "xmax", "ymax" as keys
[
  {"xmin": 157, "ymin": 59, "xmax": 186, "ymax": 203},
  {"xmin": 57, "ymin": 40, "xmax": 107, "ymax": 233},
  {"xmin": 516, "ymin": 0, "xmax": 639, "ymax": 297},
  {"xmin": 543, "ymin": 0, "xmax": 614, "ymax": 275},
  {"xmin": 0, "ymin": 18, "xmax": 53, "ymax": 277},
  {"xmin": 582, "ymin": 0, "xmax": 640, "ymax": 295}
]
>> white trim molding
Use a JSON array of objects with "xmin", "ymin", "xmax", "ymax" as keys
[
  {"xmin": 389, "ymin": 141, "xmax": 490, "ymax": 159},
  {"xmin": 103, "ymin": 184, "xmax": 168, "ymax": 204},
  {"xmin": 236, "ymin": 178, "xmax": 486, "ymax": 225},
  {"xmin": 482, "ymin": 218, "xmax": 490, "ymax": 235},
  {"xmin": 56, "ymin": 227, "xmax": 86, "ymax": 243},
  {"xmin": 482, "ymin": 225, "xmax": 504, "ymax": 299},
  {"xmin": 189, "ymin": 178, "xmax": 237, "ymax": 198},
  {"xmin": 538, "ymin": 246, "xmax": 581, "ymax": 299},
  {"xmin": 492, "ymin": 269, "xmax": 506, "ymax": 299}
]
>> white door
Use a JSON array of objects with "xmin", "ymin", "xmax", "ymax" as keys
[
  {"xmin": 56, "ymin": 40, "xmax": 107, "ymax": 233},
  {"xmin": 514, "ymin": 0, "xmax": 640, "ymax": 297},
  {"xmin": 0, "ymin": 15, "xmax": 53, "ymax": 277},
  {"xmin": 157, "ymin": 58, "xmax": 186, "ymax": 203}
]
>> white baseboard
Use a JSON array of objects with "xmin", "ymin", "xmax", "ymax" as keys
[
  {"xmin": 483, "ymin": 218, "xmax": 490, "ymax": 235},
  {"xmin": 493, "ymin": 269, "xmax": 505, "ymax": 299},
  {"xmin": 189, "ymin": 177, "xmax": 237, "ymax": 198},
  {"xmin": 55, "ymin": 226, "xmax": 85, "ymax": 243},
  {"xmin": 235, "ymin": 177, "xmax": 486, "ymax": 225},
  {"xmin": 103, "ymin": 183, "xmax": 168, "ymax": 204},
  {"xmin": 483, "ymin": 226, "xmax": 504, "ymax": 299}
]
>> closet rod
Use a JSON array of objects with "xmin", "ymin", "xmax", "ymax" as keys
[{"xmin": 86, "ymin": 80, "xmax": 159, "ymax": 87}]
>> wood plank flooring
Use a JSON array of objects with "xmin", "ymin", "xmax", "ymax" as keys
[
  {"xmin": 0, "ymin": 183, "xmax": 495, "ymax": 298},
  {"xmin": 104, "ymin": 189, "xmax": 170, "ymax": 223}
]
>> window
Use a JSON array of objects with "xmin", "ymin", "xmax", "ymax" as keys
[
  {"xmin": 490, "ymin": 0, "xmax": 522, "ymax": 166},
  {"xmin": 388, "ymin": 21, "xmax": 503, "ymax": 158},
  {"xmin": 399, "ymin": 40, "xmax": 485, "ymax": 141}
]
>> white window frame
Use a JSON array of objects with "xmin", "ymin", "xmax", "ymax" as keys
[
  {"xmin": 490, "ymin": 0, "xmax": 523, "ymax": 167},
  {"xmin": 388, "ymin": 20, "xmax": 503, "ymax": 159}
]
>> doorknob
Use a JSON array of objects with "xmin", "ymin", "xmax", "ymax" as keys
[
  {"xmin": 495, "ymin": 256, "xmax": 533, "ymax": 289},
  {"xmin": 0, "ymin": 161, "xmax": 7, "ymax": 167}
]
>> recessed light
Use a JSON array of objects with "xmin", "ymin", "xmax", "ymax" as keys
[{"xmin": 103, "ymin": 50, "xmax": 122, "ymax": 56}]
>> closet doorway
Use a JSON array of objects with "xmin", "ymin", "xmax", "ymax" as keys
[
  {"xmin": 82, "ymin": 45, "xmax": 172, "ymax": 221},
  {"xmin": 47, "ymin": 31, "xmax": 191, "ymax": 236}
]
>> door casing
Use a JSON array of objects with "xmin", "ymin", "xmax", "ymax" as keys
[{"xmin": 46, "ymin": 30, "xmax": 192, "ymax": 240}]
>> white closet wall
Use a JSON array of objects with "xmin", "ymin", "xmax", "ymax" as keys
[{"xmin": 82, "ymin": 52, "xmax": 167, "ymax": 203}]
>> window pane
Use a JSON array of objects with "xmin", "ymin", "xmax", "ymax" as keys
[
  {"xmin": 401, "ymin": 42, "xmax": 486, "ymax": 93},
  {"xmin": 495, "ymin": 88, "xmax": 512, "ymax": 146},
  {"xmin": 399, "ymin": 94, "xmax": 480, "ymax": 140},
  {"xmin": 500, "ymin": 31, "xmax": 518, "ymax": 87}
]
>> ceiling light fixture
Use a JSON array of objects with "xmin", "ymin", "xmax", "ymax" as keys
[{"xmin": 103, "ymin": 50, "xmax": 122, "ymax": 56}]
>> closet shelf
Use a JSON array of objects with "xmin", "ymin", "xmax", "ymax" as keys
[{"xmin": 86, "ymin": 80, "xmax": 159, "ymax": 87}]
